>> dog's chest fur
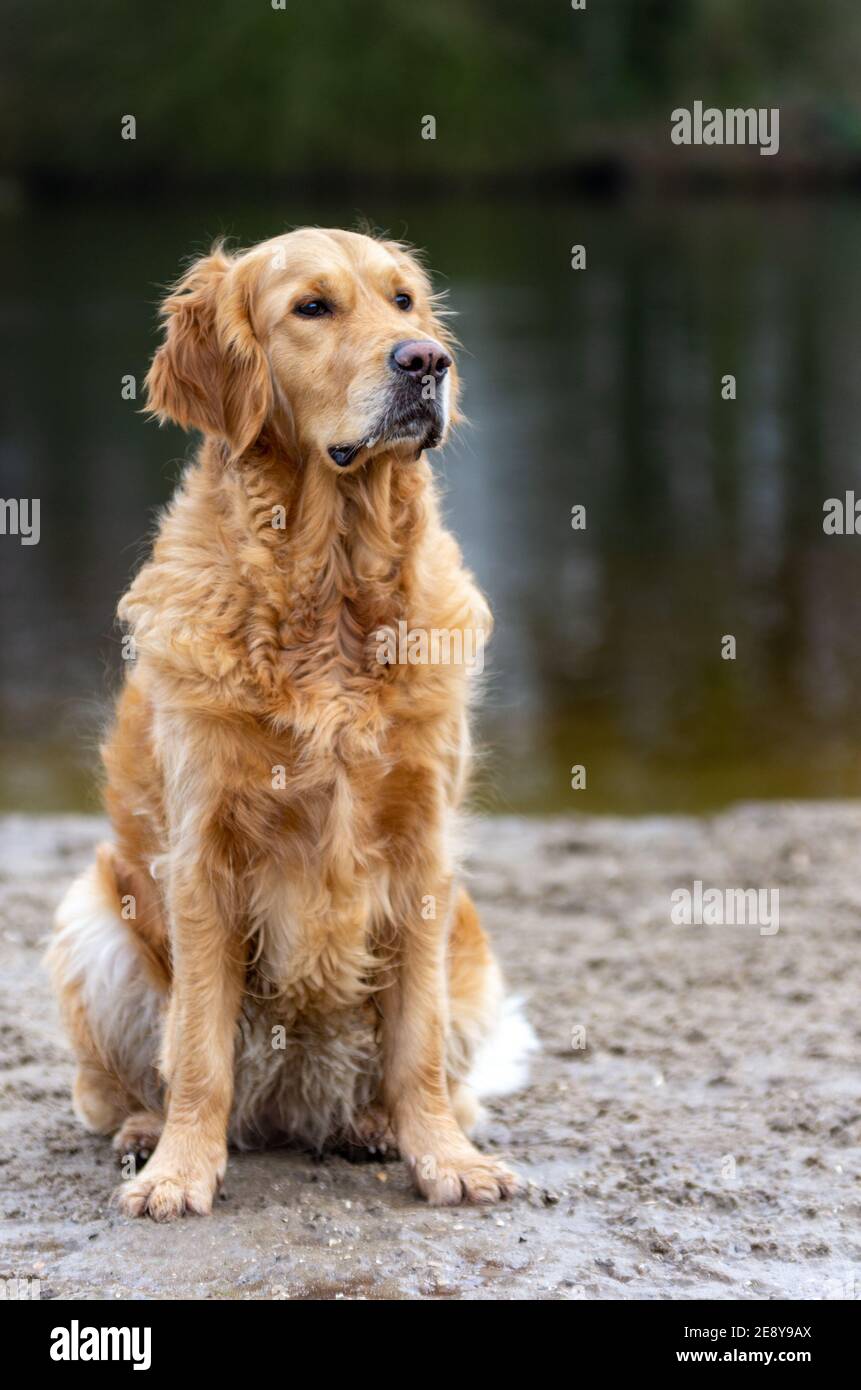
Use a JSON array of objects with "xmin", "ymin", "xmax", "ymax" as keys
[
  {"xmin": 218, "ymin": 635, "xmax": 458, "ymax": 1142},
  {"xmin": 242, "ymin": 655, "xmax": 458, "ymax": 1016},
  {"xmin": 117, "ymin": 449, "xmax": 478, "ymax": 1021}
]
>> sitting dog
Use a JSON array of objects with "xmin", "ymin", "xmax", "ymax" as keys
[{"xmin": 48, "ymin": 228, "xmax": 533, "ymax": 1221}]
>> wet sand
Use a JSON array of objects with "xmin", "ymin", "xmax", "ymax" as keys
[{"xmin": 1, "ymin": 807, "xmax": 858, "ymax": 1300}]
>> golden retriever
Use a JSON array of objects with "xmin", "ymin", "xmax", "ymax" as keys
[{"xmin": 47, "ymin": 227, "xmax": 533, "ymax": 1221}]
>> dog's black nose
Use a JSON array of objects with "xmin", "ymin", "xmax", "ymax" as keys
[{"xmin": 389, "ymin": 339, "xmax": 451, "ymax": 380}]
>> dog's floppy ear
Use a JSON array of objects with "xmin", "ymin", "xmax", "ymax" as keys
[{"xmin": 146, "ymin": 247, "xmax": 271, "ymax": 458}]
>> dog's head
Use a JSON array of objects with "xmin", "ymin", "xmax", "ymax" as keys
[{"xmin": 146, "ymin": 227, "xmax": 458, "ymax": 471}]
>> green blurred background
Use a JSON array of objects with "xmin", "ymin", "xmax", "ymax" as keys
[
  {"xmin": 4, "ymin": 0, "xmax": 861, "ymax": 187},
  {"xmin": 3, "ymin": 1, "xmax": 861, "ymax": 815}
]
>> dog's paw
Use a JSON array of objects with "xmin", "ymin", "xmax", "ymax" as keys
[
  {"xmin": 410, "ymin": 1149, "xmax": 522, "ymax": 1206},
  {"xmin": 116, "ymin": 1164, "xmax": 219, "ymax": 1221},
  {"xmin": 112, "ymin": 1111, "xmax": 164, "ymax": 1164},
  {"xmin": 349, "ymin": 1105, "xmax": 398, "ymax": 1156},
  {"xmin": 115, "ymin": 1138, "xmax": 225, "ymax": 1222}
]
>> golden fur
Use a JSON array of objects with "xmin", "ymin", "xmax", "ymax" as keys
[{"xmin": 47, "ymin": 228, "xmax": 527, "ymax": 1221}]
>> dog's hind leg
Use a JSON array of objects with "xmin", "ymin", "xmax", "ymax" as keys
[
  {"xmin": 47, "ymin": 843, "xmax": 166, "ymax": 1139},
  {"xmin": 446, "ymin": 888, "xmax": 537, "ymax": 1136},
  {"xmin": 112, "ymin": 1110, "xmax": 164, "ymax": 1163}
]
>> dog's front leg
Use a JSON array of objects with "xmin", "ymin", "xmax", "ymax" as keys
[
  {"xmin": 117, "ymin": 860, "xmax": 243, "ymax": 1222},
  {"xmin": 380, "ymin": 874, "xmax": 520, "ymax": 1206}
]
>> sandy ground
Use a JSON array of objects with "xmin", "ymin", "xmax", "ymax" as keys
[{"xmin": 0, "ymin": 806, "xmax": 859, "ymax": 1301}]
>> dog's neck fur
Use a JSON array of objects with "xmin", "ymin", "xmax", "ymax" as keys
[
  {"xmin": 222, "ymin": 435, "xmax": 432, "ymax": 637},
  {"xmin": 120, "ymin": 433, "xmax": 456, "ymax": 715},
  {"xmin": 226, "ymin": 433, "xmax": 432, "ymax": 588}
]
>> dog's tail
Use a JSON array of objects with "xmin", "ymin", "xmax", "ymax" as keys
[{"xmin": 468, "ymin": 994, "xmax": 539, "ymax": 1099}]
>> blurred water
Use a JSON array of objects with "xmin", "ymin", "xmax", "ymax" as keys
[{"xmin": 3, "ymin": 192, "xmax": 861, "ymax": 813}]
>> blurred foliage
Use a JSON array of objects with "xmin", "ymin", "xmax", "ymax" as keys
[{"xmin": 2, "ymin": 0, "xmax": 861, "ymax": 185}]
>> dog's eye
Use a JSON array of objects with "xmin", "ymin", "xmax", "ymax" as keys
[
  {"xmin": 294, "ymin": 299, "xmax": 330, "ymax": 318},
  {"xmin": 394, "ymin": 292, "xmax": 413, "ymax": 311}
]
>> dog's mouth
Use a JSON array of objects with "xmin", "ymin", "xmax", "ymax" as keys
[{"xmin": 328, "ymin": 396, "xmax": 445, "ymax": 469}]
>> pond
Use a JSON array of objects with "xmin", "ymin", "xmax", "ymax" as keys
[{"xmin": 2, "ymin": 191, "xmax": 861, "ymax": 813}]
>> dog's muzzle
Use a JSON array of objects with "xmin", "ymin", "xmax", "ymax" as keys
[{"xmin": 328, "ymin": 338, "xmax": 452, "ymax": 466}]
